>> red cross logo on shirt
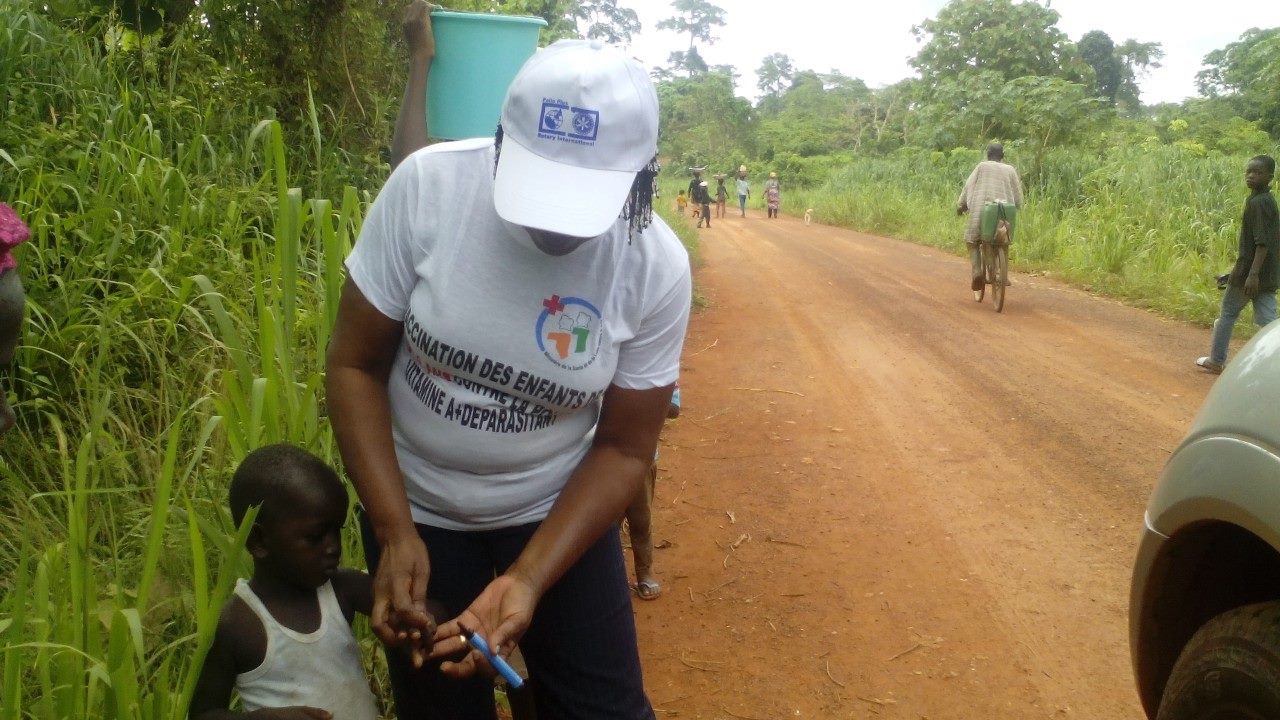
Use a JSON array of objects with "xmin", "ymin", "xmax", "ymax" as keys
[{"xmin": 542, "ymin": 295, "xmax": 565, "ymax": 315}]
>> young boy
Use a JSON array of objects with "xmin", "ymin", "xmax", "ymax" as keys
[
  {"xmin": 190, "ymin": 444, "xmax": 438, "ymax": 720},
  {"xmin": 675, "ymin": 190, "xmax": 688, "ymax": 216},
  {"xmin": 692, "ymin": 181, "xmax": 712, "ymax": 228},
  {"xmin": 1197, "ymin": 155, "xmax": 1279, "ymax": 374}
]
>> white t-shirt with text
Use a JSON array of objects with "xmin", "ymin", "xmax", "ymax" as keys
[{"xmin": 346, "ymin": 139, "xmax": 691, "ymax": 530}]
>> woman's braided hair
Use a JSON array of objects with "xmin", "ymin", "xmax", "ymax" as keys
[{"xmin": 495, "ymin": 124, "xmax": 658, "ymax": 241}]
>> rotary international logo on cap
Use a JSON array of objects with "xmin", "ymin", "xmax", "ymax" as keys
[{"xmin": 538, "ymin": 101, "xmax": 599, "ymax": 144}]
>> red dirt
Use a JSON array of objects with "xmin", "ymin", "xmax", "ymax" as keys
[{"xmin": 631, "ymin": 208, "xmax": 1221, "ymax": 719}]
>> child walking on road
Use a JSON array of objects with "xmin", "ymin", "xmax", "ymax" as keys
[
  {"xmin": 1197, "ymin": 154, "xmax": 1279, "ymax": 374},
  {"xmin": 693, "ymin": 181, "xmax": 712, "ymax": 228}
]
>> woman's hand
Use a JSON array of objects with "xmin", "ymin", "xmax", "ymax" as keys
[
  {"xmin": 372, "ymin": 532, "xmax": 435, "ymax": 665},
  {"xmin": 402, "ymin": 0, "xmax": 436, "ymax": 60},
  {"xmin": 429, "ymin": 574, "xmax": 538, "ymax": 679}
]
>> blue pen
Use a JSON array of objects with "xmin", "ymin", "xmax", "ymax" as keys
[{"xmin": 459, "ymin": 625, "xmax": 525, "ymax": 689}]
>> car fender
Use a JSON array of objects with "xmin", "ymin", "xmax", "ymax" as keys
[{"xmin": 1147, "ymin": 434, "xmax": 1280, "ymax": 545}]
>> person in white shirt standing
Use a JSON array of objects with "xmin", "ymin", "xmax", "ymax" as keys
[{"xmin": 326, "ymin": 36, "xmax": 691, "ymax": 720}]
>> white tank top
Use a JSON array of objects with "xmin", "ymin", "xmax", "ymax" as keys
[{"xmin": 232, "ymin": 579, "xmax": 378, "ymax": 720}]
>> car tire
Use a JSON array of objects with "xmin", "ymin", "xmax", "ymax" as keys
[{"xmin": 1157, "ymin": 601, "xmax": 1280, "ymax": 720}]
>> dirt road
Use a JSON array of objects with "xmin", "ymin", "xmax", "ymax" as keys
[{"xmin": 631, "ymin": 209, "xmax": 1222, "ymax": 719}]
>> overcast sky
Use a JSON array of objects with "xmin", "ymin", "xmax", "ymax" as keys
[{"xmin": 619, "ymin": 0, "xmax": 1266, "ymax": 104}]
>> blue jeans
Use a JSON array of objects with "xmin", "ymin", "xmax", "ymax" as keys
[
  {"xmin": 359, "ymin": 512, "xmax": 655, "ymax": 720},
  {"xmin": 1209, "ymin": 284, "xmax": 1278, "ymax": 364},
  {"xmin": 738, "ymin": 194, "xmax": 747, "ymax": 215}
]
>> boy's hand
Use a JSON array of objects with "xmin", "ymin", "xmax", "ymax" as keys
[
  {"xmin": 1244, "ymin": 274, "xmax": 1259, "ymax": 299},
  {"xmin": 385, "ymin": 601, "xmax": 444, "ymax": 668},
  {"xmin": 402, "ymin": 0, "xmax": 436, "ymax": 60}
]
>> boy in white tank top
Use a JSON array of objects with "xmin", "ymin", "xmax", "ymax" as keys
[{"xmin": 190, "ymin": 444, "xmax": 442, "ymax": 720}]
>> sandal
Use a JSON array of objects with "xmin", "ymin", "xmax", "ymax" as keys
[{"xmin": 634, "ymin": 578, "xmax": 661, "ymax": 601}]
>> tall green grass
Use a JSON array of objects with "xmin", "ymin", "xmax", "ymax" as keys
[
  {"xmin": 0, "ymin": 5, "xmax": 387, "ymax": 718},
  {"xmin": 789, "ymin": 144, "xmax": 1279, "ymax": 328},
  {"xmin": 0, "ymin": 7, "xmax": 705, "ymax": 718}
]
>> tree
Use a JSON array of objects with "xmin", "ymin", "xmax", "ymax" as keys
[
  {"xmin": 1005, "ymin": 75, "xmax": 1105, "ymax": 162},
  {"xmin": 756, "ymin": 53, "xmax": 794, "ymax": 99},
  {"xmin": 756, "ymin": 69, "xmax": 867, "ymax": 158},
  {"xmin": 655, "ymin": 68, "xmax": 753, "ymax": 168},
  {"xmin": 1196, "ymin": 27, "xmax": 1280, "ymax": 135},
  {"xmin": 1079, "ymin": 31, "xmax": 1121, "ymax": 102},
  {"xmin": 910, "ymin": 0, "xmax": 1089, "ymax": 85},
  {"xmin": 574, "ymin": 0, "xmax": 641, "ymax": 44},
  {"xmin": 667, "ymin": 47, "xmax": 709, "ymax": 76},
  {"xmin": 656, "ymin": 0, "xmax": 726, "ymax": 76},
  {"xmin": 908, "ymin": 0, "xmax": 1099, "ymax": 148},
  {"xmin": 1080, "ymin": 30, "xmax": 1162, "ymax": 112}
]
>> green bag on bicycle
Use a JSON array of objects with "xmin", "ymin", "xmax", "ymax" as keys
[{"xmin": 980, "ymin": 201, "xmax": 1017, "ymax": 243}]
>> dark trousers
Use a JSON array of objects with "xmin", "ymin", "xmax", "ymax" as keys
[{"xmin": 359, "ymin": 512, "xmax": 655, "ymax": 720}]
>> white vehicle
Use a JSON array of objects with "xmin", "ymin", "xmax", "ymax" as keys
[{"xmin": 1131, "ymin": 319, "xmax": 1280, "ymax": 719}]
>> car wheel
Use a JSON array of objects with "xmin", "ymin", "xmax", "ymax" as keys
[{"xmin": 1158, "ymin": 601, "xmax": 1280, "ymax": 720}]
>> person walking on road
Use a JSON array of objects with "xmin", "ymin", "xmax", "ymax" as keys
[
  {"xmin": 687, "ymin": 167, "xmax": 705, "ymax": 202},
  {"xmin": 1196, "ymin": 154, "xmax": 1278, "ymax": 374},
  {"xmin": 764, "ymin": 172, "xmax": 781, "ymax": 219},
  {"xmin": 735, "ymin": 166, "xmax": 750, "ymax": 218},
  {"xmin": 692, "ymin": 180, "xmax": 712, "ymax": 228},
  {"xmin": 714, "ymin": 175, "xmax": 727, "ymax": 219},
  {"xmin": 957, "ymin": 143, "xmax": 1023, "ymax": 292}
]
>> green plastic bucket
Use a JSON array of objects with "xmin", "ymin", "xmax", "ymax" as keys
[
  {"xmin": 980, "ymin": 201, "xmax": 1017, "ymax": 243},
  {"xmin": 428, "ymin": 10, "xmax": 547, "ymax": 140}
]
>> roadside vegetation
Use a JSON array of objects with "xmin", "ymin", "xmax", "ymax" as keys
[{"xmin": 0, "ymin": 0, "xmax": 1276, "ymax": 717}]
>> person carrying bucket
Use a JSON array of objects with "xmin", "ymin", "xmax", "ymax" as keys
[
  {"xmin": 735, "ymin": 165, "xmax": 750, "ymax": 217},
  {"xmin": 957, "ymin": 143, "xmax": 1023, "ymax": 292}
]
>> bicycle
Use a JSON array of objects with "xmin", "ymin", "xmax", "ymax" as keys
[{"xmin": 973, "ymin": 201, "xmax": 1014, "ymax": 313}]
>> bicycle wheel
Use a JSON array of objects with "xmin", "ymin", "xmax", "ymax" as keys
[
  {"xmin": 992, "ymin": 244, "xmax": 1007, "ymax": 313},
  {"xmin": 973, "ymin": 244, "xmax": 986, "ymax": 302}
]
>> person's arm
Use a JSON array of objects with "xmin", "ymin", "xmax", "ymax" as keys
[
  {"xmin": 429, "ymin": 383, "xmax": 675, "ymax": 678},
  {"xmin": 325, "ymin": 279, "xmax": 433, "ymax": 651},
  {"xmin": 390, "ymin": 0, "xmax": 435, "ymax": 170},
  {"xmin": 958, "ymin": 166, "xmax": 977, "ymax": 213},
  {"xmin": 331, "ymin": 569, "xmax": 374, "ymax": 620},
  {"xmin": 1245, "ymin": 246, "xmax": 1267, "ymax": 299},
  {"xmin": 1243, "ymin": 197, "xmax": 1276, "ymax": 300}
]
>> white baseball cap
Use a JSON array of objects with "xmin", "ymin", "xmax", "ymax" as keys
[{"xmin": 495, "ymin": 39, "xmax": 659, "ymax": 238}]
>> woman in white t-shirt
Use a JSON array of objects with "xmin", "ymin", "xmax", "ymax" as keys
[{"xmin": 325, "ymin": 33, "xmax": 690, "ymax": 720}]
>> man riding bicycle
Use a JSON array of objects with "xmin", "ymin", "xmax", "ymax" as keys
[{"xmin": 957, "ymin": 143, "xmax": 1023, "ymax": 292}]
